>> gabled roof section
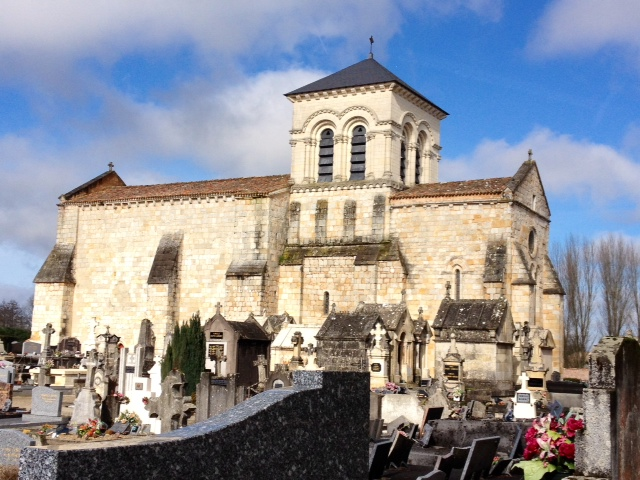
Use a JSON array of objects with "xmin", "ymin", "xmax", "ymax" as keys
[
  {"xmin": 64, "ymin": 174, "xmax": 291, "ymax": 204},
  {"xmin": 355, "ymin": 302, "xmax": 408, "ymax": 330},
  {"xmin": 507, "ymin": 159, "xmax": 551, "ymax": 218},
  {"xmin": 60, "ymin": 169, "xmax": 126, "ymax": 202},
  {"xmin": 34, "ymin": 243, "xmax": 75, "ymax": 284},
  {"xmin": 432, "ymin": 297, "xmax": 512, "ymax": 343},
  {"xmin": 316, "ymin": 311, "xmax": 381, "ymax": 340},
  {"xmin": 228, "ymin": 321, "xmax": 270, "ymax": 342},
  {"xmin": 285, "ymin": 58, "xmax": 448, "ymax": 117},
  {"xmin": 391, "ymin": 177, "xmax": 511, "ymax": 201}
]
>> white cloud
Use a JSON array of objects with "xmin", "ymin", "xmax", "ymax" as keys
[
  {"xmin": 442, "ymin": 127, "xmax": 640, "ymax": 209},
  {"xmin": 528, "ymin": 0, "xmax": 640, "ymax": 60},
  {"xmin": 402, "ymin": 0, "xmax": 503, "ymax": 22}
]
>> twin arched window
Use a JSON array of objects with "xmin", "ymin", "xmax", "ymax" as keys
[{"xmin": 318, "ymin": 126, "xmax": 367, "ymax": 182}]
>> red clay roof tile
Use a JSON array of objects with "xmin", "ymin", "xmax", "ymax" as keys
[
  {"xmin": 391, "ymin": 177, "xmax": 511, "ymax": 200},
  {"xmin": 65, "ymin": 174, "xmax": 291, "ymax": 203}
]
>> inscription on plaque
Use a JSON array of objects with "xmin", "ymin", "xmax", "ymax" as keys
[
  {"xmin": 209, "ymin": 332, "xmax": 223, "ymax": 340},
  {"xmin": 208, "ymin": 344, "xmax": 224, "ymax": 358},
  {"xmin": 135, "ymin": 383, "xmax": 143, "ymax": 390},
  {"xmin": 444, "ymin": 365, "xmax": 459, "ymax": 381},
  {"xmin": 210, "ymin": 378, "xmax": 228, "ymax": 386},
  {"xmin": 370, "ymin": 363, "xmax": 382, "ymax": 372},
  {"xmin": 125, "ymin": 366, "xmax": 135, "ymax": 374},
  {"xmin": 516, "ymin": 392, "xmax": 531, "ymax": 403}
]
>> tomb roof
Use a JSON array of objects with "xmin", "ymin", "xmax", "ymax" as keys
[
  {"xmin": 316, "ymin": 311, "xmax": 382, "ymax": 340},
  {"xmin": 355, "ymin": 302, "xmax": 408, "ymax": 330},
  {"xmin": 433, "ymin": 298, "xmax": 508, "ymax": 332},
  {"xmin": 227, "ymin": 321, "xmax": 270, "ymax": 342},
  {"xmin": 63, "ymin": 174, "xmax": 291, "ymax": 204},
  {"xmin": 285, "ymin": 58, "xmax": 447, "ymax": 117}
]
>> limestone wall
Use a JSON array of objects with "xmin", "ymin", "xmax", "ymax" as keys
[{"xmin": 33, "ymin": 192, "xmax": 289, "ymax": 350}]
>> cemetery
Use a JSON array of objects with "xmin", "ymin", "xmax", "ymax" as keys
[{"xmin": 0, "ymin": 306, "xmax": 637, "ymax": 479}]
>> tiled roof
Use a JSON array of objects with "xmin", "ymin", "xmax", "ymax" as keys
[
  {"xmin": 286, "ymin": 58, "xmax": 447, "ymax": 116},
  {"xmin": 391, "ymin": 177, "xmax": 512, "ymax": 201},
  {"xmin": 65, "ymin": 174, "xmax": 291, "ymax": 204}
]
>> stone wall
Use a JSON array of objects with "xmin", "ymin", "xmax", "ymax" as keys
[
  {"xmin": 576, "ymin": 336, "xmax": 640, "ymax": 479},
  {"xmin": 19, "ymin": 371, "xmax": 369, "ymax": 480}
]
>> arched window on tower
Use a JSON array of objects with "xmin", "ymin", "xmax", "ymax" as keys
[
  {"xmin": 400, "ymin": 141, "xmax": 407, "ymax": 184},
  {"xmin": 415, "ymin": 140, "xmax": 422, "ymax": 185},
  {"xmin": 323, "ymin": 291, "xmax": 330, "ymax": 314},
  {"xmin": 318, "ymin": 129, "xmax": 334, "ymax": 182},
  {"xmin": 349, "ymin": 126, "xmax": 366, "ymax": 180},
  {"xmin": 454, "ymin": 268, "xmax": 461, "ymax": 300}
]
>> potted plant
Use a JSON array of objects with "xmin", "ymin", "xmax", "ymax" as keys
[{"xmin": 513, "ymin": 413, "xmax": 585, "ymax": 480}]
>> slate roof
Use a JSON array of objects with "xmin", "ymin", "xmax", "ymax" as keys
[
  {"xmin": 64, "ymin": 174, "xmax": 291, "ymax": 204},
  {"xmin": 262, "ymin": 313, "xmax": 295, "ymax": 335},
  {"xmin": 286, "ymin": 58, "xmax": 448, "ymax": 116},
  {"xmin": 316, "ymin": 312, "xmax": 381, "ymax": 340},
  {"xmin": 34, "ymin": 243, "xmax": 75, "ymax": 284},
  {"xmin": 228, "ymin": 321, "xmax": 270, "ymax": 342},
  {"xmin": 432, "ymin": 298, "xmax": 508, "ymax": 332},
  {"xmin": 356, "ymin": 302, "xmax": 407, "ymax": 330},
  {"xmin": 391, "ymin": 177, "xmax": 512, "ymax": 201},
  {"xmin": 280, "ymin": 238, "xmax": 404, "ymax": 266}
]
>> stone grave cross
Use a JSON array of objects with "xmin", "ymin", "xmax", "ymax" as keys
[
  {"xmin": 85, "ymin": 349, "xmax": 99, "ymax": 388},
  {"xmin": 253, "ymin": 354, "xmax": 268, "ymax": 391},
  {"xmin": 290, "ymin": 331, "xmax": 304, "ymax": 367},
  {"xmin": 38, "ymin": 323, "xmax": 55, "ymax": 386},
  {"xmin": 518, "ymin": 371, "xmax": 529, "ymax": 390},
  {"xmin": 370, "ymin": 322, "xmax": 387, "ymax": 350}
]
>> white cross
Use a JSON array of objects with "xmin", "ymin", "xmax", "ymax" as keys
[
  {"xmin": 370, "ymin": 322, "xmax": 386, "ymax": 346},
  {"xmin": 519, "ymin": 371, "xmax": 530, "ymax": 390}
]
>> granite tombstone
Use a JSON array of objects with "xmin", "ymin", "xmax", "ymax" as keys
[
  {"xmin": 0, "ymin": 430, "xmax": 34, "ymax": 467},
  {"xmin": 22, "ymin": 386, "xmax": 64, "ymax": 423}
]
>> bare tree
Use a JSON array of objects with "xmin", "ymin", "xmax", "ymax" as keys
[
  {"xmin": 0, "ymin": 299, "xmax": 30, "ymax": 329},
  {"xmin": 629, "ymin": 245, "xmax": 640, "ymax": 336},
  {"xmin": 597, "ymin": 234, "xmax": 632, "ymax": 336},
  {"xmin": 555, "ymin": 235, "xmax": 596, "ymax": 367}
]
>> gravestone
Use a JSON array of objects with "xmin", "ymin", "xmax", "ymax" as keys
[
  {"xmin": 0, "ymin": 382, "xmax": 13, "ymax": 412},
  {"xmin": 22, "ymin": 341, "xmax": 41, "ymax": 356},
  {"xmin": 512, "ymin": 372, "xmax": 536, "ymax": 419},
  {"xmin": 37, "ymin": 323, "xmax": 56, "ymax": 387},
  {"xmin": 196, "ymin": 372, "xmax": 242, "ymax": 422},
  {"xmin": 253, "ymin": 354, "xmax": 268, "ymax": 392},
  {"xmin": 69, "ymin": 349, "xmax": 101, "ymax": 425},
  {"xmin": 468, "ymin": 400, "xmax": 486, "ymax": 419},
  {"xmin": 135, "ymin": 319, "xmax": 155, "ymax": 377},
  {"xmin": 22, "ymin": 386, "xmax": 64, "ymax": 423},
  {"xmin": 0, "ymin": 361, "xmax": 15, "ymax": 384},
  {"xmin": 0, "ymin": 430, "xmax": 34, "ymax": 466},
  {"xmin": 58, "ymin": 337, "xmax": 81, "ymax": 354},
  {"xmin": 108, "ymin": 422, "xmax": 130, "ymax": 435},
  {"xmin": 146, "ymin": 369, "xmax": 196, "ymax": 433}
]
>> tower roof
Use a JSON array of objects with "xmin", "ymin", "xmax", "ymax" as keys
[{"xmin": 285, "ymin": 58, "xmax": 448, "ymax": 116}]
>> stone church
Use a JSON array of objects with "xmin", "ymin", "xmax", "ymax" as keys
[{"xmin": 31, "ymin": 57, "xmax": 565, "ymax": 386}]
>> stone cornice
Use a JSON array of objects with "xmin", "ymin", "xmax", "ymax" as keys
[{"xmin": 291, "ymin": 178, "xmax": 405, "ymax": 193}]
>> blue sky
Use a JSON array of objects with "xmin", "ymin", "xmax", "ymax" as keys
[{"xmin": 1, "ymin": 0, "xmax": 640, "ymax": 304}]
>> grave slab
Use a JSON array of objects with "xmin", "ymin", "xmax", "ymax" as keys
[{"xmin": 0, "ymin": 430, "xmax": 34, "ymax": 467}]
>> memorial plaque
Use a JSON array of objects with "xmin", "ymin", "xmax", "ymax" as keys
[
  {"xmin": 444, "ymin": 364, "xmax": 459, "ymax": 381},
  {"xmin": 108, "ymin": 422, "xmax": 131, "ymax": 434},
  {"xmin": 135, "ymin": 383, "xmax": 143, "ymax": 390},
  {"xmin": 371, "ymin": 363, "xmax": 382, "ymax": 372},
  {"xmin": 516, "ymin": 392, "xmax": 531, "ymax": 404},
  {"xmin": 125, "ymin": 366, "xmax": 135, "ymax": 374},
  {"xmin": 209, "ymin": 332, "xmax": 223, "ymax": 340},
  {"xmin": 528, "ymin": 378, "xmax": 544, "ymax": 388},
  {"xmin": 0, "ymin": 430, "xmax": 34, "ymax": 466},
  {"xmin": 210, "ymin": 378, "xmax": 228, "ymax": 386},
  {"xmin": 208, "ymin": 344, "xmax": 224, "ymax": 358}
]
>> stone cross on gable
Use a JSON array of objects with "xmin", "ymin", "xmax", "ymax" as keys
[
  {"xmin": 253, "ymin": 354, "xmax": 268, "ymax": 390},
  {"xmin": 215, "ymin": 302, "xmax": 222, "ymax": 315},
  {"xmin": 519, "ymin": 371, "xmax": 530, "ymax": 390},
  {"xmin": 445, "ymin": 281, "xmax": 451, "ymax": 299},
  {"xmin": 447, "ymin": 331, "xmax": 458, "ymax": 354}
]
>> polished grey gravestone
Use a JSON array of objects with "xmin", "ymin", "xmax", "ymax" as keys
[
  {"xmin": 22, "ymin": 386, "xmax": 64, "ymax": 423},
  {"xmin": 0, "ymin": 430, "xmax": 34, "ymax": 467}
]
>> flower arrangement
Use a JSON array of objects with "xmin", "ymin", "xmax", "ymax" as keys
[
  {"xmin": 43, "ymin": 360, "xmax": 54, "ymax": 369},
  {"xmin": 112, "ymin": 393, "xmax": 130, "ymax": 404},
  {"xmin": 118, "ymin": 410, "xmax": 141, "ymax": 426},
  {"xmin": 77, "ymin": 418, "xmax": 107, "ymax": 438},
  {"xmin": 515, "ymin": 413, "xmax": 585, "ymax": 480},
  {"xmin": 385, "ymin": 382, "xmax": 400, "ymax": 393},
  {"xmin": 142, "ymin": 396, "xmax": 149, "ymax": 406}
]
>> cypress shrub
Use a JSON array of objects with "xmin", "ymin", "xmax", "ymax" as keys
[{"xmin": 161, "ymin": 312, "xmax": 205, "ymax": 396}]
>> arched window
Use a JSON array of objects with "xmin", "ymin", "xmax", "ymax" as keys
[
  {"xmin": 318, "ymin": 129, "xmax": 334, "ymax": 182},
  {"xmin": 455, "ymin": 268, "xmax": 461, "ymax": 300},
  {"xmin": 415, "ymin": 140, "xmax": 422, "ymax": 185},
  {"xmin": 323, "ymin": 292, "xmax": 330, "ymax": 314},
  {"xmin": 349, "ymin": 126, "xmax": 366, "ymax": 180},
  {"xmin": 400, "ymin": 141, "xmax": 407, "ymax": 184}
]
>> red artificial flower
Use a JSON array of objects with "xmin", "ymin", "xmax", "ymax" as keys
[
  {"xmin": 558, "ymin": 442, "xmax": 576, "ymax": 460},
  {"xmin": 566, "ymin": 418, "xmax": 584, "ymax": 432}
]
